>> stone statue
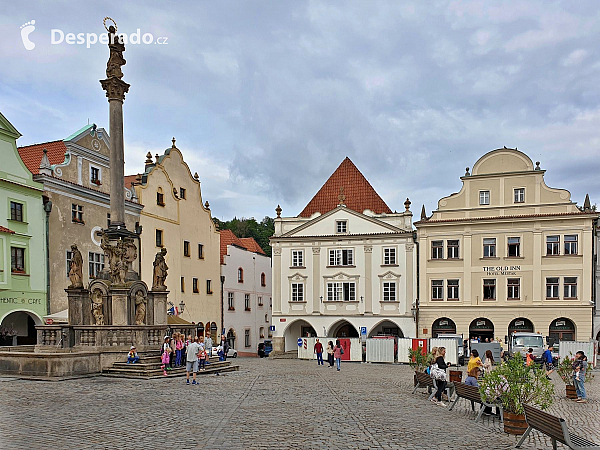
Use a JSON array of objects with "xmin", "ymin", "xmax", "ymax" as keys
[
  {"xmin": 106, "ymin": 25, "xmax": 126, "ymax": 79},
  {"xmin": 68, "ymin": 244, "xmax": 84, "ymax": 288},
  {"xmin": 152, "ymin": 248, "xmax": 168, "ymax": 290},
  {"xmin": 91, "ymin": 289, "xmax": 105, "ymax": 325},
  {"xmin": 100, "ymin": 234, "xmax": 135, "ymax": 285},
  {"xmin": 134, "ymin": 290, "xmax": 147, "ymax": 325}
]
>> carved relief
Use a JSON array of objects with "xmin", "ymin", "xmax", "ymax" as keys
[
  {"xmin": 406, "ymin": 243, "xmax": 414, "ymax": 251},
  {"xmin": 134, "ymin": 290, "xmax": 147, "ymax": 325},
  {"xmin": 364, "ymin": 245, "xmax": 373, "ymax": 253},
  {"xmin": 312, "ymin": 247, "xmax": 321, "ymax": 254},
  {"xmin": 91, "ymin": 288, "xmax": 105, "ymax": 325},
  {"xmin": 101, "ymin": 234, "xmax": 137, "ymax": 285}
]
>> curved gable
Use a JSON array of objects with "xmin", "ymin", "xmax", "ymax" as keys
[{"xmin": 472, "ymin": 148, "xmax": 533, "ymax": 175}]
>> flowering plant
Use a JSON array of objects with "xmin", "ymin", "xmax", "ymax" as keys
[
  {"xmin": 557, "ymin": 354, "xmax": 594, "ymax": 385},
  {"xmin": 408, "ymin": 347, "xmax": 429, "ymax": 372},
  {"xmin": 479, "ymin": 353, "xmax": 554, "ymax": 414}
]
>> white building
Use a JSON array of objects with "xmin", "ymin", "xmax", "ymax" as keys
[
  {"xmin": 220, "ymin": 230, "xmax": 272, "ymax": 356},
  {"xmin": 270, "ymin": 157, "xmax": 417, "ymax": 352}
]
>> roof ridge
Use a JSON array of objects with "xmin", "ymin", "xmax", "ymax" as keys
[{"xmin": 17, "ymin": 139, "xmax": 65, "ymax": 150}]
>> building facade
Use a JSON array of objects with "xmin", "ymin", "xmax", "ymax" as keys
[
  {"xmin": 127, "ymin": 139, "xmax": 220, "ymax": 333},
  {"xmin": 271, "ymin": 158, "xmax": 417, "ymax": 352},
  {"xmin": 416, "ymin": 148, "xmax": 597, "ymax": 344},
  {"xmin": 0, "ymin": 112, "xmax": 47, "ymax": 344},
  {"xmin": 220, "ymin": 230, "xmax": 272, "ymax": 356},
  {"xmin": 18, "ymin": 124, "xmax": 142, "ymax": 316}
]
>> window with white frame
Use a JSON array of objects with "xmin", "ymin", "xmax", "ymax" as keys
[
  {"xmin": 483, "ymin": 279, "xmax": 496, "ymax": 300},
  {"xmin": 291, "ymin": 250, "xmax": 304, "ymax": 267},
  {"xmin": 447, "ymin": 240, "xmax": 459, "ymax": 259},
  {"xmin": 259, "ymin": 326, "xmax": 265, "ymax": 338},
  {"xmin": 336, "ymin": 220, "xmax": 347, "ymax": 233},
  {"xmin": 431, "ymin": 241, "xmax": 443, "ymax": 259},
  {"xmin": 329, "ymin": 249, "xmax": 354, "ymax": 266},
  {"xmin": 71, "ymin": 203, "xmax": 84, "ymax": 223},
  {"xmin": 383, "ymin": 247, "xmax": 396, "ymax": 265},
  {"xmin": 479, "ymin": 190, "xmax": 490, "ymax": 205},
  {"xmin": 514, "ymin": 188, "xmax": 525, "ymax": 203},
  {"xmin": 244, "ymin": 329, "xmax": 250, "ymax": 347},
  {"xmin": 383, "ymin": 282, "xmax": 396, "ymax": 301},
  {"xmin": 258, "ymin": 296, "xmax": 263, "ymax": 306},
  {"xmin": 507, "ymin": 237, "xmax": 520, "ymax": 257},
  {"xmin": 327, "ymin": 282, "xmax": 356, "ymax": 302},
  {"xmin": 546, "ymin": 236, "xmax": 559, "ymax": 256},
  {"xmin": 431, "ymin": 280, "xmax": 443, "ymax": 300},
  {"xmin": 245, "ymin": 294, "xmax": 251, "ymax": 311},
  {"xmin": 564, "ymin": 277, "xmax": 577, "ymax": 299},
  {"xmin": 546, "ymin": 277, "xmax": 559, "ymax": 299},
  {"xmin": 564, "ymin": 235, "xmax": 578, "ymax": 255},
  {"xmin": 483, "ymin": 238, "xmax": 496, "ymax": 257},
  {"xmin": 88, "ymin": 252, "xmax": 104, "ymax": 278},
  {"xmin": 291, "ymin": 283, "xmax": 304, "ymax": 302},
  {"xmin": 90, "ymin": 166, "xmax": 101, "ymax": 185},
  {"xmin": 447, "ymin": 279, "xmax": 459, "ymax": 300},
  {"xmin": 507, "ymin": 278, "xmax": 520, "ymax": 299},
  {"xmin": 66, "ymin": 250, "xmax": 73, "ymax": 278},
  {"xmin": 228, "ymin": 292, "xmax": 235, "ymax": 310}
]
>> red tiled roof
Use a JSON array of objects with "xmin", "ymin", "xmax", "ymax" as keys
[
  {"xmin": 415, "ymin": 210, "xmax": 597, "ymax": 225},
  {"xmin": 219, "ymin": 229, "xmax": 243, "ymax": 264},
  {"xmin": 239, "ymin": 237, "xmax": 266, "ymax": 255},
  {"xmin": 17, "ymin": 140, "xmax": 67, "ymax": 175},
  {"xmin": 299, "ymin": 157, "xmax": 392, "ymax": 217},
  {"xmin": 0, "ymin": 226, "xmax": 15, "ymax": 234},
  {"xmin": 124, "ymin": 174, "xmax": 140, "ymax": 189}
]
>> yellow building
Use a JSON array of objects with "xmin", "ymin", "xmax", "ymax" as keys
[
  {"xmin": 126, "ymin": 139, "xmax": 221, "ymax": 336},
  {"xmin": 416, "ymin": 148, "xmax": 597, "ymax": 343}
]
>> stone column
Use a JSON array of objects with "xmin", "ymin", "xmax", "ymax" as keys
[
  {"xmin": 151, "ymin": 290, "xmax": 169, "ymax": 325},
  {"xmin": 66, "ymin": 288, "xmax": 88, "ymax": 325},
  {"xmin": 111, "ymin": 288, "xmax": 129, "ymax": 325}
]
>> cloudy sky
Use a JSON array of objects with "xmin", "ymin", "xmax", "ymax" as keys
[{"xmin": 2, "ymin": 1, "xmax": 599, "ymax": 221}]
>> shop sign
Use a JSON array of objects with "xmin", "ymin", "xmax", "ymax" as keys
[
  {"xmin": 515, "ymin": 320, "xmax": 524, "ymax": 327},
  {"xmin": 483, "ymin": 265, "xmax": 521, "ymax": 276},
  {"xmin": 439, "ymin": 320, "xmax": 448, "ymax": 326}
]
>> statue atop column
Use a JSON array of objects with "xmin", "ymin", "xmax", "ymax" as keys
[
  {"xmin": 106, "ymin": 24, "xmax": 126, "ymax": 79},
  {"xmin": 68, "ymin": 244, "xmax": 84, "ymax": 288},
  {"xmin": 134, "ymin": 291, "xmax": 147, "ymax": 325},
  {"xmin": 152, "ymin": 248, "xmax": 169, "ymax": 290}
]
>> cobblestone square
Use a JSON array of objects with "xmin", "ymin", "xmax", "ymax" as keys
[{"xmin": 1, "ymin": 358, "xmax": 599, "ymax": 449}]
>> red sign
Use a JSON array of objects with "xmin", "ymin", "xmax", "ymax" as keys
[
  {"xmin": 279, "ymin": 318, "xmax": 286, "ymax": 322},
  {"xmin": 45, "ymin": 318, "xmax": 53, "ymax": 325}
]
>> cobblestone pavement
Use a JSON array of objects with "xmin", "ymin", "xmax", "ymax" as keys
[{"xmin": 0, "ymin": 359, "xmax": 599, "ymax": 449}]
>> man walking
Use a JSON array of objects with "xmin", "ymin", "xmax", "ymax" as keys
[
  {"xmin": 542, "ymin": 345, "xmax": 554, "ymax": 379},
  {"xmin": 314, "ymin": 339, "xmax": 324, "ymax": 366},
  {"xmin": 186, "ymin": 336, "xmax": 201, "ymax": 385},
  {"xmin": 205, "ymin": 332, "xmax": 213, "ymax": 365}
]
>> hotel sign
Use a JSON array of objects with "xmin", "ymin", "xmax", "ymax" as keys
[{"xmin": 483, "ymin": 265, "xmax": 521, "ymax": 276}]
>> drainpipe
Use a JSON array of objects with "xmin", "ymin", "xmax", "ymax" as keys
[
  {"xmin": 43, "ymin": 198, "xmax": 53, "ymax": 315},
  {"xmin": 220, "ymin": 275, "xmax": 225, "ymax": 338},
  {"xmin": 413, "ymin": 230, "xmax": 419, "ymax": 338}
]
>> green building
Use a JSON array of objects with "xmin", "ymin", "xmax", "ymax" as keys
[{"xmin": 0, "ymin": 112, "xmax": 47, "ymax": 345}]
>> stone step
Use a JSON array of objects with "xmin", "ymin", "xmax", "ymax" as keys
[
  {"xmin": 102, "ymin": 363, "xmax": 239, "ymax": 379},
  {"xmin": 112, "ymin": 360, "xmax": 231, "ymax": 370}
]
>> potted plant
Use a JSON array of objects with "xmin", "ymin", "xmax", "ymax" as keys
[
  {"xmin": 557, "ymin": 354, "xmax": 594, "ymax": 399},
  {"xmin": 479, "ymin": 354, "xmax": 554, "ymax": 435},
  {"xmin": 408, "ymin": 346, "xmax": 429, "ymax": 372}
]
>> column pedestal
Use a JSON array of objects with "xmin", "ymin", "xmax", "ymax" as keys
[
  {"xmin": 66, "ymin": 288, "xmax": 88, "ymax": 325},
  {"xmin": 151, "ymin": 290, "xmax": 169, "ymax": 325},
  {"xmin": 111, "ymin": 288, "xmax": 129, "ymax": 325}
]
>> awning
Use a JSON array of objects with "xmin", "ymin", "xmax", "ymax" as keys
[
  {"xmin": 43, "ymin": 309, "xmax": 68, "ymax": 324},
  {"xmin": 167, "ymin": 315, "xmax": 192, "ymax": 325}
]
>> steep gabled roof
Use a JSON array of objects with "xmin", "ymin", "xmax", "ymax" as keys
[
  {"xmin": 299, "ymin": 157, "xmax": 392, "ymax": 217},
  {"xmin": 17, "ymin": 140, "xmax": 68, "ymax": 175},
  {"xmin": 124, "ymin": 174, "xmax": 140, "ymax": 190},
  {"xmin": 220, "ymin": 230, "xmax": 266, "ymax": 263},
  {"xmin": 239, "ymin": 238, "xmax": 266, "ymax": 255}
]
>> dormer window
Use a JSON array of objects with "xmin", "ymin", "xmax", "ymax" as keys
[
  {"xmin": 514, "ymin": 188, "xmax": 525, "ymax": 203},
  {"xmin": 479, "ymin": 190, "xmax": 490, "ymax": 205},
  {"xmin": 336, "ymin": 220, "xmax": 347, "ymax": 233},
  {"xmin": 156, "ymin": 187, "xmax": 165, "ymax": 206}
]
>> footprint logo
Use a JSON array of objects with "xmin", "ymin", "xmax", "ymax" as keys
[{"xmin": 20, "ymin": 20, "xmax": 36, "ymax": 50}]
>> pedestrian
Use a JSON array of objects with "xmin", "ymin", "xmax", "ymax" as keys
[
  {"xmin": 169, "ymin": 335, "xmax": 176, "ymax": 369},
  {"xmin": 161, "ymin": 340, "xmax": 171, "ymax": 376},
  {"xmin": 175, "ymin": 333, "xmax": 184, "ymax": 367},
  {"xmin": 525, "ymin": 348, "xmax": 534, "ymax": 367},
  {"xmin": 573, "ymin": 351, "xmax": 588, "ymax": 403},
  {"xmin": 205, "ymin": 332, "xmax": 213, "ymax": 364},
  {"xmin": 543, "ymin": 345, "xmax": 554, "ymax": 379},
  {"xmin": 483, "ymin": 350, "xmax": 495, "ymax": 374},
  {"xmin": 333, "ymin": 339, "xmax": 344, "ymax": 371},
  {"xmin": 217, "ymin": 344, "xmax": 224, "ymax": 361},
  {"xmin": 326, "ymin": 341, "xmax": 335, "ymax": 368},
  {"xmin": 186, "ymin": 336, "xmax": 201, "ymax": 385},
  {"xmin": 127, "ymin": 345, "xmax": 139, "ymax": 364},
  {"xmin": 199, "ymin": 346, "xmax": 207, "ymax": 371},
  {"xmin": 223, "ymin": 336, "xmax": 230, "ymax": 361},
  {"xmin": 467, "ymin": 349, "xmax": 483, "ymax": 373},
  {"xmin": 432, "ymin": 346, "xmax": 450, "ymax": 406},
  {"xmin": 314, "ymin": 338, "xmax": 324, "ymax": 366}
]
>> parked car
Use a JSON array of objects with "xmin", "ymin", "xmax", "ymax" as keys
[{"xmin": 211, "ymin": 347, "xmax": 237, "ymax": 358}]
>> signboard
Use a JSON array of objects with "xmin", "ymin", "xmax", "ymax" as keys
[
  {"xmin": 476, "ymin": 320, "xmax": 486, "ymax": 327},
  {"xmin": 515, "ymin": 320, "xmax": 524, "ymax": 327},
  {"xmin": 360, "ymin": 327, "xmax": 367, "ymax": 335},
  {"xmin": 297, "ymin": 338, "xmax": 303, "ymax": 347},
  {"xmin": 483, "ymin": 265, "xmax": 521, "ymax": 276},
  {"xmin": 45, "ymin": 318, "xmax": 53, "ymax": 325},
  {"xmin": 280, "ymin": 318, "xmax": 286, "ymax": 322},
  {"xmin": 439, "ymin": 320, "xmax": 448, "ymax": 326},
  {"xmin": 269, "ymin": 325, "xmax": 275, "ymax": 331}
]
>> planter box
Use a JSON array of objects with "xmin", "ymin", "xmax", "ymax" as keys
[
  {"xmin": 504, "ymin": 412, "xmax": 528, "ymax": 435},
  {"xmin": 566, "ymin": 384, "xmax": 577, "ymax": 399}
]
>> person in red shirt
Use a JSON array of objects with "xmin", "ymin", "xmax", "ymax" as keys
[{"xmin": 314, "ymin": 339, "xmax": 324, "ymax": 366}]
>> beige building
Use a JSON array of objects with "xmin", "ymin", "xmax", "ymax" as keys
[
  {"xmin": 416, "ymin": 148, "xmax": 597, "ymax": 343},
  {"xmin": 126, "ymin": 139, "xmax": 220, "ymax": 334},
  {"xmin": 18, "ymin": 124, "xmax": 142, "ymax": 315}
]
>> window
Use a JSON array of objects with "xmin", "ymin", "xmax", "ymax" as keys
[
  {"xmin": 261, "ymin": 272, "xmax": 266, "ymax": 287},
  {"xmin": 479, "ymin": 190, "xmax": 490, "ymax": 205},
  {"xmin": 291, "ymin": 283, "xmax": 304, "ymax": 302},
  {"xmin": 179, "ymin": 187, "xmax": 186, "ymax": 199},
  {"xmin": 329, "ymin": 249, "xmax": 354, "ymax": 266},
  {"xmin": 259, "ymin": 327, "xmax": 265, "ymax": 339},
  {"xmin": 291, "ymin": 250, "xmax": 304, "ymax": 267},
  {"xmin": 11, "ymin": 247, "xmax": 25, "ymax": 273},
  {"xmin": 88, "ymin": 252, "xmax": 104, "ymax": 279},
  {"xmin": 107, "ymin": 213, "xmax": 111, "ymax": 228},
  {"xmin": 265, "ymin": 313, "xmax": 269, "ymax": 323},
  {"xmin": 198, "ymin": 243, "xmax": 204, "ymax": 259},
  {"xmin": 447, "ymin": 279, "xmax": 459, "ymax": 300},
  {"xmin": 383, "ymin": 248, "xmax": 396, "ymax": 265},
  {"xmin": 193, "ymin": 278, "xmax": 199, "ymax": 293},
  {"xmin": 206, "ymin": 279, "xmax": 213, "ymax": 294},
  {"xmin": 183, "ymin": 241, "xmax": 190, "ymax": 257},
  {"xmin": 431, "ymin": 241, "xmax": 443, "ymax": 259},
  {"xmin": 156, "ymin": 188, "xmax": 165, "ymax": 206},
  {"xmin": 90, "ymin": 167, "xmax": 100, "ymax": 185},
  {"xmin": 564, "ymin": 235, "xmax": 578, "ymax": 255},
  {"xmin": 268, "ymin": 328, "xmax": 273, "ymax": 338},
  {"xmin": 258, "ymin": 296, "xmax": 263, "ymax": 306},
  {"xmin": 431, "ymin": 280, "xmax": 443, "ymax": 300},
  {"xmin": 383, "ymin": 282, "xmax": 396, "ymax": 302},
  {"xmin": 447, "ymin": 240, "xmax": 459, "ymax": 259},
  {"xmin": 228, "ymin": 292, "xmax": 234, "ymax": 310},
  {"xmin": 180, "ymin": 277, "xmax": 185, "ymax": 293},
  {"xmin": 483, "ymin": 279, "xmax": 496, "ymax": 300},
  {"xmin": 483, "ymin": 238, "xmax": 496, "ymax": 257},
  {"xmin": 66, "ymin": 250, "xmax": 73, "ymax": 277},
  {"xmin": 507, "ymin": 237, "xmax": 520, "ymax": 257},
  {"xmin": 546, "ymin": 277, "xmax": 559, "ymax": 299},
  {"xmin": 155, "ymin": 229, "xmax": 163, "ymax": 247},
  {"xmin": 238, "ymin": 267, "xmax": 244, "ymax": 282},
  {"xmin": 514, "ymin": 188, "xmax": 525, "ymax": 203},
  {"xmin": 546, "ymin": 236, "xmax": 559, "ymax": 256},
  {"xmin": 10, "ymin": 201, "xmax": 23, "ymax": 222},
  {"xmin": 564, "ymin": 277, "xmax": 577, "ymax": 299},
  {"xmin": 269, "ymin": 298, "xmax": 272, "ymax": 308},
  {"xmin": 71, "ymin": 203, "xmax": 83, "ymax": 223},
  {"xmin": 327, "ymin": 282, "xmax": 356, "ymax": 301},
  {"xmin": 245, "ymin": 329, "xmax": 251, "ymax": 348},
  {"xmin": 336, "ymin": 220, "xmax": 347, "ymax": 233},
  {"xmin": 507, "ymin": 278, "xmax": 520, "ymax": 299},
  {"xmin": 245, "ymin": 294, "xmax": 251, "ymax": 311}
]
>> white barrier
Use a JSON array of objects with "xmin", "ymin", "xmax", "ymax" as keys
[
  {"xmin": 297, "ymin": 337, "xmax": 362, "ymax": 362},
  {"xmin": 559, "ymin": 341, "xmax": 598, "ymax": 368},
  {"xmin": 397, "ymin": 338, "xmax": 413, "ymax": 363},
  {"xmin": 366, "ymin": 339, "xmax": 394, "ymax": 363},
  {"xmin": 430, "ymin": 338, "xmax": 459, "ymax": 366}
]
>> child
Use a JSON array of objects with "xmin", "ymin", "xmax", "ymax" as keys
[
  {"xmin": 161, "ymin": 343, "xmax": 171, "ymax": 376},
  {"xmin": 525, "ymin": 348, "xmax": 534, "ymax": 366},
  {"xmin": 199, "ymin": 347, "xmax": 207, "ymax": 371},
  {"xmin": 217, "ymin": 344, "xmax": 224, "ymax": 361},
  {"xmin": 573, "ymin": 355, "xmax": 587, "ymax": 381},
  {"xmin": 127, "ymin": 346, "xmax": 139, "ymax": 364},
  {"xmin": 175, "ymin": 333, "xmax": 184, "ymax": 367}
]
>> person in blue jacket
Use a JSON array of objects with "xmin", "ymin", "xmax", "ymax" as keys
[{"xmin": 542, "ymin": 345, "xmax": 554, "ymax": 379}]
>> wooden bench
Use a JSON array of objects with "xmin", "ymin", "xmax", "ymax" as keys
[
  {"xmin": 516, "ymin": 404, "xmax": 599, "ymax": 450},
  {"xmin": 448, "ymin": 382, "xmax": 503, "ymax": 424},
  {"xmin": 412, "ymin": 371, "xmax": 435, "ymax": 400}
]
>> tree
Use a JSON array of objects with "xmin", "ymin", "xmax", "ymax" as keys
[{"xmin": 213, "ymin": 216, "xmax": 275, "ymax": 256}]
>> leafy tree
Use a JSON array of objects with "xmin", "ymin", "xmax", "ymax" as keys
[{"xmin": 213, "ymin": 216, "xmax": 275, "ymax": 256}]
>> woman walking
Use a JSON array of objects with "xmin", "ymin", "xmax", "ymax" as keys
[
  {"xmin": 327, "ymin": 341, "xmax": 335, "ymax": 368},
  {"xmin": 333, "ymin": 340, "xmax": 344, "ymax": 371},
  {"xmin": 432, "ymin": 347, "xmax": 450, "ymax": 406},
  {"xmin": 483, "ymin": 349, "xmax": 495, "ymax": 374}
]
